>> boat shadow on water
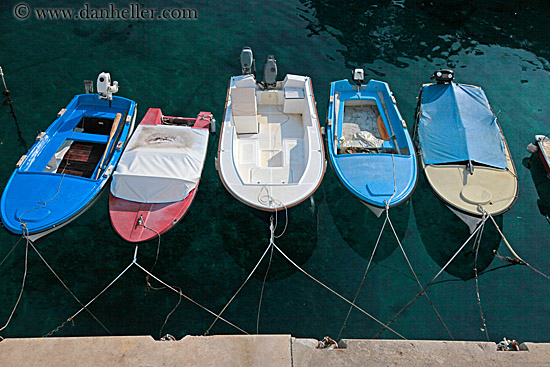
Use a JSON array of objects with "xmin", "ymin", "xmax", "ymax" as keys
[
  {"xmin": 525, "ymin": 154, "xmax": 550, "ymax": 220},
  {"xmin": 413, "ymin": 174, "xmax": 503, "ymax": 281},
  {"xmin": 323, "ymin": 171, "xmax": 404, "ymax": 263},
  {"xmin": 217, "ymin": 184, "xmax": 319, "ymax": 281}
]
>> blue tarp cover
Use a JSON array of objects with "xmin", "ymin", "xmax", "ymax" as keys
[{"xmin": 418, "ymin": 83, "xmax": 507, "ymax": 169}]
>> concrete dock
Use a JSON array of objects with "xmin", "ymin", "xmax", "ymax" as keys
[{"xmin": 1, "ymin": 335, "xmax": 549, "ymax": 366}]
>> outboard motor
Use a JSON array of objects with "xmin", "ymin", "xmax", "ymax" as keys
[
  {"xmin": 263, "ymin": 55, "xmax": 277, "ymax": 89},
  {"xmin": 352, "ymin": 68, "xmax": 364, "ymax": 86},
  {"xmin": 431, "ymin": 69, "xmax": 454, "ymax": 84},
  {"xmin": 97, "ymin": 72, "xmax": 118, "ymax": 106},
  {"xmin": 240, "ymin": 47, "xmax": 255, "ymax": 75}
]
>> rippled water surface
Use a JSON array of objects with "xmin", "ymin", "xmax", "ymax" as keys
[{"xmin": 0, "ymin": 0, "xmax": 549, "ymax": 341}]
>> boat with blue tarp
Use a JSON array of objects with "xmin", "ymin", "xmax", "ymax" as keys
[
  {"xmin": 414, "ymin": 69, "xmax": 518, "ymax": 228},
  {"xmin": 1, "ymin": 73, "xmax": 137, "ymax": 240},
  {"xmin": 326, "ymin": 70, "xmax": 417, "ymax": 215}
]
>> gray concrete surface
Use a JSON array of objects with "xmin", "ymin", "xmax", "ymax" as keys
[{"xmin": 1, "ymin": 335, "xmax": 549, "ymax": 366}]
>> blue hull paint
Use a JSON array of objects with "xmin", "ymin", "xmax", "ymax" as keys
[
  {"xmin": 1, "ymin": 94, "xmax": 136, "ymax": 236},
  {"xmin": 326, "ymin": 79, "xmax": 417, "ymax": 209}
]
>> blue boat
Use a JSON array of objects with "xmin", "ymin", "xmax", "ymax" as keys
[
  {"xmin": 1, "ymin": 74, "xmax": 137, "ymax": 240},
  {"xmin": 326, "ymin": 71, "xmax": 417, "ymax": 215}
]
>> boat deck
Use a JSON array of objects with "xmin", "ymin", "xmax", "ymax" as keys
[
  {"xmin": 235, "ymin": 102, "xmax": 306, "ymax": 185},
  {"xmin": 56, "ymin": 142, "xmax": 105, "ymax": 178}
]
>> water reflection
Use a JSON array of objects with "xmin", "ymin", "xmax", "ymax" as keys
[
  {"xmin": 413, "ymin": 174, "xmax": 502, "ymax": 280},
  {"xmin": 299, "ymin": 0, "xmax": 550, "ymax": 67},
  {"xmin": 324, "ymin": 170, "xmax": 403, "ymax": 262}
]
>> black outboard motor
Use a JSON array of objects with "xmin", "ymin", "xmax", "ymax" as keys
[
  {"xmin": 431, "ymin": 69, "xmax": 454, "ymax": 84},
  {"xmin": 263, "ymin": 55, "xmax": 277, "ymax": 89},
  {"xmin": 240, "ymin": 47, "xmax": 255, "ymax": 75}
]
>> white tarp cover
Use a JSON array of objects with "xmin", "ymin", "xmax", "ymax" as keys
[{"xmin": 111, "ymin": 124, "xmax": 209, "ymax": 203}]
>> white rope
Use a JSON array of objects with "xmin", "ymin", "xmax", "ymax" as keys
[
  {"xmin": 482, "ymin": 208, "xmax": 550, "ymax": 281},
  {"xmin": 386, "ymin": 209, "xmax": 454, "ymax": 340},
  {"xmin": 28, "ymin": 240, "xmax": 112, "ymax": 335},
  {"xmin": 0, "ymin": 236, "xmax": 24, "ymax": 269},
  {"xmin": 271, "ymin": 242, "xmax": 406, "ymax": 339},
  {"xmin": 257, "ymin": 219, "xmax": 275, "ymax": 334},
  {"xmin": 0, "ymin": 238, "xmax": 28, "ymax": 333},
  {"xmin": 472, "ymin": 215, "xmax": 490, "ymax": 341},
  {"xmin": 134, "ymin": 262, "xmax": 248, "ymax": 335},
  {"xmin": 374, "ymin": 215, "xmax": 489, "ymax": 338},
  {"xmin": 43, "ymin": 245, "xmax": 248, "ymax": 337},
  {"xmin": 337, "ymin": 215, "xmax": 387, "ymax": 340},
  {"xmin": 64, "ymin": 249, "xmax": 137, "ymax": 323},
  {"xmin": 204, "ymin": 225, "xmax": 274, "ymax": 335}
]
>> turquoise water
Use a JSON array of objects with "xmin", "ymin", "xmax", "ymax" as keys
[{"xmin": 0, "ymin": 0, "xmax": 549, "ymax": 341}]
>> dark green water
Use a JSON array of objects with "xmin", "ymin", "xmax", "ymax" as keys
[{"xmin": 0, "ymin": 0, "xmax": 549, "ymax": 342}]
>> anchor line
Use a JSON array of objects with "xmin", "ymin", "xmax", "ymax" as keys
[
  {"xmin": 141, "ymin": 222, "xmax": 165, "ymax": 293},
  {"xmin": 204, "ymin": 230, "xmax": 274, "ymax": 336},
  {"xmin": 42, "ymin": 245, "xmax": 248, "ymax": 337},
  {"xmin": 0, "ymin": 236, "xmax": 28, "ymax": 333},
  {"xmin": 271, "ymin": 242, "xmax": 406, "ymax": 340},
  {"xmin": 28, "ymin": 240, "xmax": 112, "ymax": 336},
  {"xmin": 337, "ymin": 215, "xmax": 388, "ymax": 341},
  {"xmin": 482, "ymin": 209, "xmax": 550, "ymax": 281},
  {"xmin": 257, "ymin": 217, "xmax": 275, "ymax": 334},
  {"xmin": 158, "ymin": 286, "xmax": 182, "ymax": 340},
  {"xmin": 0, "ymin": 236, "xmax": 24, "ymax": 269},
  {"xmin": 374, "ymin": 216, "xmax": 488, "ymax": 338},
  {"xmin": 135, "ymin": 262, "xmax": 248, "ymax": 335},
  {"xmin": 386, "ymin": 209, "xmax": 454, "ymax": 340},
  {"xmin": 472, "ymin": 216, "xmax": 490, "ymax": 341}
]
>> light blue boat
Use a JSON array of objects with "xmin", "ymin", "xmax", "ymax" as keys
[
  {"xmin": 326, "ymin": 75, "xmax": 417, "ymax": 215},
  {"xmin": 1, "ymin": 81, "xmax": 136, "ymax": 240}
]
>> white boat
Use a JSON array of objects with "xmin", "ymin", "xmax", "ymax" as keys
[{"xmin": 217, "ymin": 48, "xmax": 325, "ymax": 211}]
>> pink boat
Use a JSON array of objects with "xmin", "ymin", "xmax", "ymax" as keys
[{"xmin": 109, "ymin": 108, "xmax": 213, "ymax": 242}]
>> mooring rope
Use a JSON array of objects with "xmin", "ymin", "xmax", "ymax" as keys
[
  {"xmin": 28, "ymin": 240, "xmax": 112, "ymax": 336},
  {"xmin": 0, "ymin": 236, "xmax": 28, "ymax": 333},
  {"xmin": 0, "ymin": 236, "xmax": 24, "ymax": 269},
  {"xmin": 386, "ymin": 208, "xmax": 454, "ymax": 340},
  {"xmin": 43, "ymin": 245, "xmax": 248, "ymax": 337},
  {"xmin": 272, "ymin": 242, "xmax": 406, "ymax": 339},
  {"xmin": 257, "ymin": 217, "xmax": 275, "ymax": 334},
  {"xmin": 141, "ymin": 222, "xmax": 166, "ymax": 293},
  {"xmin": 158, "ymin": 286, "xmax": 182, "ymax": 340},
  {"xmin": 204, "ymin": 229, "xmax": 274, "ymax": 336},
  {"xmin": 373, "ymin": 216, "xmax": 488, "ymax": 338},
  {"xmin": 337, "ymin": 215, "xmax": 387, "ymax": 341},
  {"xmin": 472, "ymin": 215, "xmax": 490, "ymax": 341},
  {"xmin": 135, "ymin": 262, "xmax": 248, "ymax": 335},
  {"xmin": 482, "ymin": 208, "xmax": 550, "ymax": 281}
]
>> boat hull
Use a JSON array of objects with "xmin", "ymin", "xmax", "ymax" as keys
[
  {"xmin": 415, "ymin": 82, "xmax": 518, "ymax": 218},
  {"xmin": 217, "ymin": 74, "xmax": 325, "ymax": 212},
  {"xmin": 1, "ymin": 94, "xmax": 136, "ymax": 237},
  {"xmin": 108, "ymin": 108, "xmax": 211, "ymax": 242},
  {"xmin": 326, "ymin": 79, "xmax": 417, "ymax": 211}
]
